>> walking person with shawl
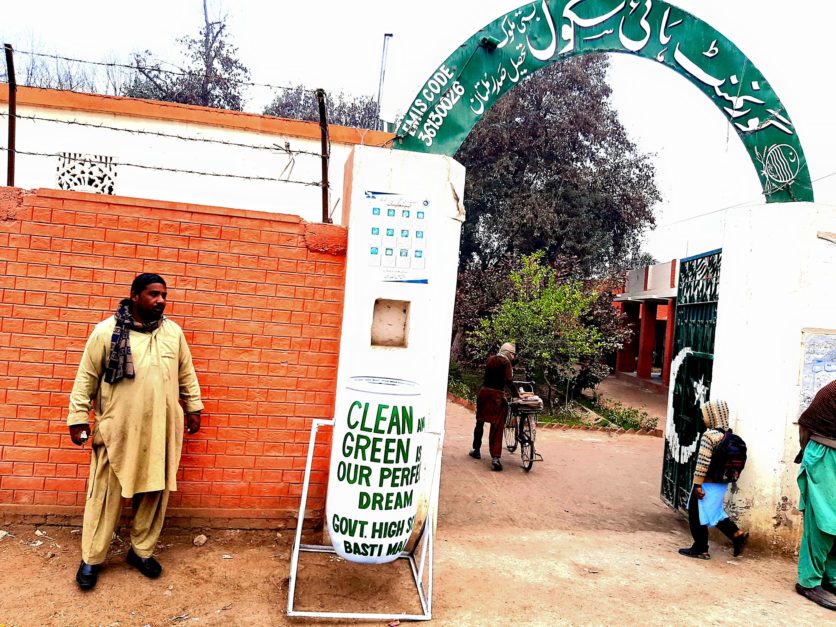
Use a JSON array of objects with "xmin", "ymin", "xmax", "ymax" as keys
[
  {"xmin": 678, "ymin": 399, "xmax": 749, "ymax": 560},
  {"xmin": 469, "ymin": 342, "xmax": 520, "ymax": 471},
  {"xmin": 794, "ymin": 379, "xmax": 836, "ymax": 610},
  {"xmin": 67, "ymin": 274, "xmax": 204, "ymax": 590}
]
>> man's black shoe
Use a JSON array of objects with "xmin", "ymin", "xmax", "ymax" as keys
[
  {"xmin": 126, "ymin": 548, "xmax": 162, "ymax": 579},
  {"xmin": 491, "ymin": 458, "xmax": 502, "ymax": 471},
  {"xmin": 795, "ymin": 583, "xmax": 836, "ymax": 610},
  {"xmin": 76, "ymin": 560, "xmax": 101, "ymax": 590},
  {"xmin": 468, "ymin": 449, "xmax": 481, "ymax": 460},
  {"xmin": 823, "ymin": 579, "xmax": 836, "ymax": 595}
]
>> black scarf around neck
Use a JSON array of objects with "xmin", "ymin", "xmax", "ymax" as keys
[{"xmin": 104, "ymin": 299, "xmax": 164, "ymax": 384}]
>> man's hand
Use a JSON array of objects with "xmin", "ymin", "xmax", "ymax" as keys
[
  {"xmin": 69, "ymin": 424, "xmax": 90, "ymax": 446},
  {"xmin": 694, "ymin": 485, "xmax": 706, "ymax": 500},
  {"xmin": 795, "ymin": 424, "xmax": 811, "ymax": 464},
  {"xmin": 186, "ymin": 413, "xmax": 201, "ymax": 435},
  {"xmin": 799, "ymin": 425, "xmax": 811, "ymax": 451}
]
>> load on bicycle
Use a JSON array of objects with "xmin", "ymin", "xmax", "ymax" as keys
[
  {"xmin": 506, "ymin": 383, "xmax": 545, "ymax": 472},
  {"xmin": 469, "ymin": 341, "xmax": 544, "ymax": 472}
]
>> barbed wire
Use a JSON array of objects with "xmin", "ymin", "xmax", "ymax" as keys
[
  {"xmin": 0, "ymin": 111, "xmax": 322, "ymax": 157},
  {"xmin": 0, "ymin": 147, "xmax": 323, "ymax": 187},
  {"xmin": 12, "ymin": 48, "xmax": 306, "ymax": 93},
  {"xmin": 0, "ymin": 80, "xmax": 316, "ymax": 120}
]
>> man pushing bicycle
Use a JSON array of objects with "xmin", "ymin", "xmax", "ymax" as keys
[{"xmin": 469, "ymin": 342, "xmax": 521, "ymax": 471}]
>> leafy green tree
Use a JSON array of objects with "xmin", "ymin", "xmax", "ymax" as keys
[
  {"xmin": 575, "ymin": 283, "xmax": 631, "ymax": 394},
  {"xmin": 263, "ymin": 85, "xmax": 379, "ymax": 130},
  {"xmin": 456, "ymin": 55, "xmax": 660, "ymax": 276},
  {"xmin": 468, "ymin": 252, "xmax": 627, "ymax": 405},
  {"xmin": 452, "ymin": 253, "xmax": 580, "ymax": 362}
]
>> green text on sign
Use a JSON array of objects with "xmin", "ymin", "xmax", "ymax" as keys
[{"xmin": 395, "ymin": 0, "xmax": 813, "ymax": 203}]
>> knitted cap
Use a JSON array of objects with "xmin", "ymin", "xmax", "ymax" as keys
[{"xmin": 701, "ymin": 399, "xmax": 729, "ymax": 430}]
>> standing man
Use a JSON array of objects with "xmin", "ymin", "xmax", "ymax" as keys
[
  {"xmin": 67, "ymin": 274, "xmax": 204, "ymax": 590},
  {"xmin": 469, "ymin": 342, "xmax": 519, "ymax": 471},
  {"xmin": 795, "ymin": 379, "xmax": 836, "ymax": 610}
]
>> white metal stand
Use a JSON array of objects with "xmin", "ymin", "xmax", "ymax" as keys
[{"xmin": 286, "ymin": 419, "xmax": 436, "ymax": 621}]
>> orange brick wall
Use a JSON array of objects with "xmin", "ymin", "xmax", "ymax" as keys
[{"xmin": 0, "ymin": 187, "xmax": 345, "ymax": 528}]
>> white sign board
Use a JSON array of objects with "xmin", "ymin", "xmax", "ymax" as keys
[{"xmin": 799, "ymin": 329, "xmax": 836, "ymax": 410}]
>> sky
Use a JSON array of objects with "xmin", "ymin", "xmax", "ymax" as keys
[{"xmin": 3, "ymin": 0, "xmax": 835, "ymax": 261}]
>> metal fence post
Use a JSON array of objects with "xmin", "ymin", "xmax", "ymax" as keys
[
  {"xmin": 315, "ymin": 88, "xmax": 331, "ymax": 224},
  {"xmin": 4, "ymin": 43, "xmax": 16, "ymax": 187}
]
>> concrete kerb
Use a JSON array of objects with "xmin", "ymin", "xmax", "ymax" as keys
[{"xmin": 446, "ymin": 393, "xmax": 663, "ymax": 438}]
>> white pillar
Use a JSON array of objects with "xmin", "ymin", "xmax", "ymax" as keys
[
  {"xmin": 326, "ymin": 146, "xmax": 465, "ymax": 562},
  {"xmin": 711, "ymin": 202, "xmax": 836, "ymax": 549}
]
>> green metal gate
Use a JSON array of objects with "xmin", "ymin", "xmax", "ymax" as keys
[{"xmin": 661, "ymin": 250, "xmax": 722, "ymax": 510}]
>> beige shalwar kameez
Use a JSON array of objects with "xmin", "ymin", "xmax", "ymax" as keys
[{"xmin": 67, "ymin": 317, "xmax": 203, "ymax": 564}]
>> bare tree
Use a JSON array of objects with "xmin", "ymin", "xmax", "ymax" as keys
[
  {"xmin": 7, "ymin": 52, "xmax": 98, "ymax": 93},
  {"xmin": 123, "ymin": 0, "xmax": 250, "ymax": 110}
]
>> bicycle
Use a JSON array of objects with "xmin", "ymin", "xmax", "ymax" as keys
[{"xmin": 503, "ymin": 382, "xmax": 544, "ymax": 472}]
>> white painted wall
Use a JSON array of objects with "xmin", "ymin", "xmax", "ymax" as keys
[
  {"xmin": 624, "ymin": 268, "xmax": 644, "ymax": 293},
  {"xmin": 619, "ymin": 260, "xmax": 677, "ymax": 299},
  {"xmin": 646, "ymin": 260, "xmax": 676, "ymax": 293},
  {"xmin": 0, "ymin": 103, "xmax": 360, "ymax": 223},
  {"xmin": 710, "ymin": 202, "xmax": 836, "ymax": 547}
]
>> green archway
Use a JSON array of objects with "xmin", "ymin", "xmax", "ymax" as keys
[{"xmin": 394, "ymin": 0, "xmax": 813, "ymax": 203}]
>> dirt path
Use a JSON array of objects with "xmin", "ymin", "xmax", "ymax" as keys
[
  {"xmin": 596, "ymin": 376, "xmax": 668, "ymax": 430},
  {"xmin": 0, "ymin": 402, "xmax": 829, "ymax": 626}
]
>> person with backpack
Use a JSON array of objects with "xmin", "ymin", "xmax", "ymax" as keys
[
  {"xmin": 794, "ymin": 379, "xmax": 836, "ymax": 610},
  {"xmin": 678, "ymin": 399, "xmax": 749, "ymax": 560}
]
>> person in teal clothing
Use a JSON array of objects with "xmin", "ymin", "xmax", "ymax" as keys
[{"xmin": 795, "ymin": 379, "xmax": 836, "ymax": 611}]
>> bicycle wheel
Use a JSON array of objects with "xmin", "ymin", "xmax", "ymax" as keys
[
  {"xmin": 519, "ymin": 415, "xmax": 535, "ymax": 472},
  {"xmin": 504, "ymin": 408, "xmax": 518, "ymax": 453}
]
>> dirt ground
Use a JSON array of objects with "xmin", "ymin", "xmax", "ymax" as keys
[
  {"xmin": 596, "ymin": 376, "xmax": 668, "ymax": 430},
  {"xmin": 0, "ymin": 399, "xmax": 830, "ymax": 626}
]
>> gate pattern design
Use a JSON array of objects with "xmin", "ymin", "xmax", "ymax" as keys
[{"xmin": 661, "ymin": 249, "xmax": 722, "ymax": 510}]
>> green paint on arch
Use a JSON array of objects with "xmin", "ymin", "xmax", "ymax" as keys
[{"xmin": 394, "ymin": 0, "xmax": 813, "ymax": 203}]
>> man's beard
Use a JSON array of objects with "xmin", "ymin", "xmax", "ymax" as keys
[{"xmin": 139, "ymin": 305, "xmax": 165, "ymax": 321}]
